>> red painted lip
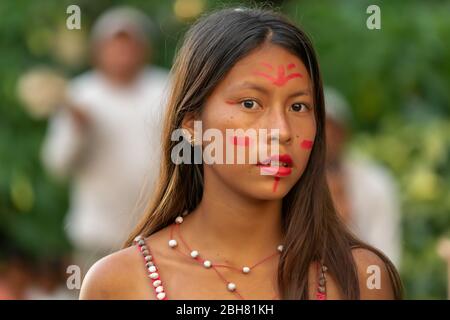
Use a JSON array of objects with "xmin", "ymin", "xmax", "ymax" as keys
[
  {"xmin": 257, "ymin": 154, "xmax": 293, "ymax": 177},
  {"xmin": 258, "ymin": 166, "xmax": 292, "ymax": 177},
  {"xmin": 258, "ymin": 154, "xmax": 293, "ymax": 166}
]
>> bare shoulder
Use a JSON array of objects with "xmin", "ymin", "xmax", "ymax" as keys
[
  {"xmin": 351, "ymin": 247, "xmax": 396, "ymax": 300},
  {"xmin": 79, "ymin": 244, "xmax": 149, "ymax": 300},
  {"xmin": 79, "ymin": 226, "xmax": 176, "ymax": 300}
]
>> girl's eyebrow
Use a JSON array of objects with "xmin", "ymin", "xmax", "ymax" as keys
[
  {"xmin": 227, "ymin": 81, "xmax": 311, "ymax": 98},
  {"xmin": 227, "ymin": 81, "xmax": 270, "ymax": 95},
  {"xmin": 288, "ymin": 90, "xmax": 311, "ymax": 99}
]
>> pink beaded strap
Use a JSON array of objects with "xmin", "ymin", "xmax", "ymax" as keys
[
  {"xmin": 316, "ymin": 261, "xmax": 328, "ymax": 300},
  {"xmin": 134, "ymin": 235, "xmax": 168, "ymax": 300}
]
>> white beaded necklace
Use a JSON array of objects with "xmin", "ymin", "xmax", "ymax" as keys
[{"xmin": 168, "ymin": 211, "xmax": 283, "ymax": 297}]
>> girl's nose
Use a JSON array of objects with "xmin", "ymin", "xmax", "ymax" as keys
[{"xmin": 265, "ymin": 108, "xmax": 292, "ymax": 146}]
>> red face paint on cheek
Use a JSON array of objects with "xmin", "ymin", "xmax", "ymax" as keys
[
  {"xmin": 231, "ymin": 135, "xmax": 251, "ymax": 147},
  {"xmin": 272, "ymin": 177, "xmax": 280, "ymax": 192},
  {"xmin": 300, "ymin": 139, "xmax": 313, "ymax": 149}
]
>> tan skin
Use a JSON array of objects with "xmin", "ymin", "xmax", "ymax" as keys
[{"xmin": 80, "ymin": 44, "xmax": 395, "ymax": 300}]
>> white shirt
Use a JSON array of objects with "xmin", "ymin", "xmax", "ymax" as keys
[
  {"xmin": 41, "ymin": 66, "xmax": 170, "ymax": 252},
  {"xmin": 344, "ymin": 152, "xmax": 402, "ymax": 268}
]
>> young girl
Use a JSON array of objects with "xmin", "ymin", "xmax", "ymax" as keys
[{"xmin": 80, "ymin": 7, "xmax": 402, "ymax": 300}]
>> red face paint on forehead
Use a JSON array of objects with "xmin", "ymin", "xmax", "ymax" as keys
[
  {"xmin": 300, "ymin": 139, "xmax": 313, "ymax": 149},
  {"xmin": 261, "ymin": 62, "xmax": 274, "ymax": 70},
  {"xmin": 254, "ymin": 62, "xmax": 302, "ymax": 87},
  {"xmin": 287, "ymin": 63, "xmax": 296, "ymax": 70}
]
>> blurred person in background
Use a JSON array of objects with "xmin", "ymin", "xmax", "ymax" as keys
[
  {"xmin": 0, "ymin": 234, "xmax": 34, "ymax": 300},
  {"xmin": 26, "ymin": 257, "xmax": 74, "ymax": 300},
  {"xmin": 41, "ymin": 6, "xmax": 170, "ymax": 277},
  {"xmin": 0, "ymin": 233, "xmax": 73, "ymax": 300},
  {"xmin": 0, "ymin": 255, "xmax": 32, "ymax": 300},
  {"xmin": 324, "ymin": 87, "xmax": 402, "ymax": 267}
]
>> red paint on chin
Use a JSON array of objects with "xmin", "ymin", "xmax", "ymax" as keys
[
  {"xmin": 231, "ymin": 135, "xmax": 251, "ymax": 147},
  {"xmin": 300, "ymin": 139, "xmax": 313, "ymax": 149},
  {"xmin": 272, "ymin": 177, "xmax": 280, "ymax": 192}
]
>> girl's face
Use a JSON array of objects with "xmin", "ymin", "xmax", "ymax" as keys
[{"xmin": 187, "ymin": 43, "xmax": 316, "ymax": 200}]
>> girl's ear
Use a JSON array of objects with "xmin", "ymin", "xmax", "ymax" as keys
[{"xmin": 181, "ymin": 112, "xmax": 197, "ymax": 138}]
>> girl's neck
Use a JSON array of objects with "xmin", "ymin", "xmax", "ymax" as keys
[{"xmin": 180, "ymin": 173, "xmax": 284, "ymax": 265}]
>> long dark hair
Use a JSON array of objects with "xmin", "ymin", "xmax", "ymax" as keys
[{"xmin": 125, "ymin": 7, "xmax": 403, "ymax": 299}]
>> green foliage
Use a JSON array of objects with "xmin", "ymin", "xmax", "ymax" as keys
[{"xmin": 0, "ymin": 0, "xmax": 448, "ymax": 299}]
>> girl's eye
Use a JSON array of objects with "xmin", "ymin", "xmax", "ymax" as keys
[
  {"xmin": 240, "ymin": 99, "xmax": 261, "ymax": 110},
  {"xmin": 290, "ymin": 103, "xmax": 309, "ymax": 112}
]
